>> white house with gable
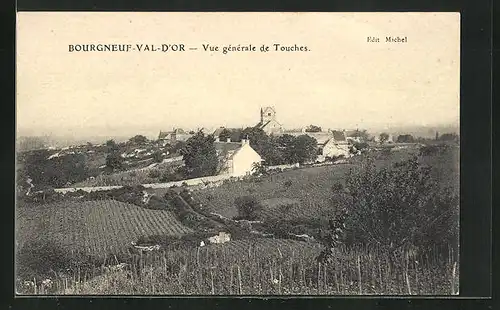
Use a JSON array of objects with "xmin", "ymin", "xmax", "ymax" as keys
[
  {"xmin": 208, "ymin": 232, "xmax": 231, "ymax": 244},
  {"xmin": 214, "ymin": 137, "xmax": 263, "ymax": 176},
  {"xmin": 319, "ymin": 130, "xmax": 351, "ymax": 159}
]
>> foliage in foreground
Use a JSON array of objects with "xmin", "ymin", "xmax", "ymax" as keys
[
  {"xmin": 324, "ymin": 156, "xmax": 459, "ymax": 260},
  {"xmin": 17, "ymin": 242, "xmax": 458, "ymax": 295}
]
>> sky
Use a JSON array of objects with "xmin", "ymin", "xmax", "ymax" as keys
[{"xmin": 17, "ymin": 12, "xmax": 460, "ymax": 139}]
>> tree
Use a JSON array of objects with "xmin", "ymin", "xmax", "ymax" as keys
[
  {"xmin": 438, "ymin": 133, "xmax": 459, "ymax": 142},
  {"xmin": 180, "ymin": 131, "xmax": 218, "ymax": 178},
  {"xmin": 105, "ymin": 139, "xmax": 118, "ymax": 153},
  {"xmin": 106, "ymin": 152, "xmax": 124, "ymax": 172},
  {"xmin": 289, "ymin": 135, "xmax": 318, "ymax": 164},
  {"xmin": 218, "ymin": 129, "xmax": 232, "ymax": 142},
  {"xmin": 129, "ymin": 135, "xmax": 148, "ymax": 145},
  {"xmin": 276, "ymin": 134, "xmax": 296, "ymax": 148},
  {"xmin": 18, "ymin": 150, "xmax": 91, "ymax": 189},
  {"xmin": 171, "ymin": 141, "xmax": 186, "ymax": 153},
  {"xmin": 351, "ymin": 129, "xmax": 370, "ymax": 142},
  {"xmin": 241, "ymin": 127, "xmax": 269, "ymax": 147},
  {"xmin": 230, "ymin": 129, "xmax": 243, "ymax": 142},
  {"xmin": 349, "ymin": 141, "xmax": 369, "ymax": 155},
  {"xmin": 234, "ymin": 195, "xmax": 263, "ymax": 220},
  {"xmin": 379, "ymin": 132, "xmax": 390, "ymax": 144},
  {"xmin": 251, "ymin": 162, "xmax": 267, "ymax": 176},
  {"xmin": 305, "ymin": 125, "xmax": 322, "ymax": 132},
  {"xmin": 241, "ymin": 127, "xmax": 282, "ymax": 165},
  {"xmin": 396, "ymin": 134, "xmax": 415, "ymax": 143},
  {"xmin": 274, "ymin": 134, "xmax": 296, "ymax": 164},
  {"xmin": 152, "ymin": 151, "xmax": 163, "ymax": 163},
  {"xmin": 323, "ymin": 157, "xmax": 459, "ymax": 258}
]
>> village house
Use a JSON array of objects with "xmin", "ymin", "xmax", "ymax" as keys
[
  {"xmin": 255, "ymin": 106, "xmax": 284, "ymax": 135},
  {"xmin": 278, "ymin": 128, "xmax": 351, "ymax": 161},
  {"xmin": 321, "ymin": 130, "xmax": 351, "ymax": 159},
  {"xmin": 373, "ymin": 133, "xmax": 394, "ymax": 143},
  {"xmin": 343, "ymin": 130, "xmax": 363, "ymax": 143},
  {"xmin": 158, "ymin": 128, "xmax": 194, "ymax": 145},
  {"xmin": 214, "ymin": 137, "xmax": 263, "ymax": 176},
  {"xmin": 212, "ymin": 126, "xmax": 242, "ymax": 141},
  {"xmin": 207, "ymin": 232, "xmax": 231, "ymax": 244}
]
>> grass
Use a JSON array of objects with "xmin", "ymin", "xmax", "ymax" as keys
[
  {"xmin": 191, "ymin": 146, "xmax": 457, "ymax": 221},
  {"xmin": 192, "ymin": 164, "xmax": 354, "ymax": 220}
]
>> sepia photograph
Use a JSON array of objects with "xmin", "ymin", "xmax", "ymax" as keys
[{"xmin": 16, "ymin": 12, "xmax": 460, "ymax": 295}]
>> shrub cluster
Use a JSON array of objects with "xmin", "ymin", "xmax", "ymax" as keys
[
  {"xmin": 328, "ymin": 156, "xmax": 459, "ymax": 258},
  {"xmin": 233, "ymin": 195, "xmax": 263, "ymax": 221},
  {"xmin": 419, "ymin": 144, "xmax": 451, "ymax": 157},
  {"xmin": 16, "ymin": 239, "xmax": 100, "ymax": 282}
]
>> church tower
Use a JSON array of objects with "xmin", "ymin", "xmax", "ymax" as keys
[{"xmin": 260, "ymin": 106, "xmax": 277, "ymax": 124}]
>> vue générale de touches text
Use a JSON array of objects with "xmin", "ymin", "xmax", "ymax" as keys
[{"xmin": 68, "ymin": 43, "xmax": 310, "ymax": 54}]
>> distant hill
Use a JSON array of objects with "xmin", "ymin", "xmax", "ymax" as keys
[
  {"xmin": 16, "ymin": 134, "xmax": 131, "ymax": 151},
  {"xmin": 369, "ymin": 124, "xmax": 459, "ymax": 139}
]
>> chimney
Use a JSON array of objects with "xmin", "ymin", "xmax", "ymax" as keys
[
  {"xmin": 226, "ymin": 138, "xmax": 231, "ymax": 143},
  {"xmin": 241, "ymin": 135, "xmax": 250, "ymax": 146}
]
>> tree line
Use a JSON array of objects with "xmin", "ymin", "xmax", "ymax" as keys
[{"xmin": 179, "ymin": 128, "xmax": 319, "ymax": 179}]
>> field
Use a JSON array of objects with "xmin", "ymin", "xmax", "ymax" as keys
[
  {"xmin": 191, "ymin": 164, "xmax": 351, "ymax": 220},
  {"xmin": 15, "ymin": 144, "xmax": 460, "ymax": 295},
  {"xmin": 190, "ymin": 147, "xmax": 434, "ymax": 221},
  {"xmin": 70, "ymin": 160, "xmax": 184, "ymax": 188},
  {"xmin": 190, "ymin": 146, "xmax": 457, "ymax": 221},
  {"xmin": 16, "ymin": 199, "xmax": 192, "ymax": 258}
]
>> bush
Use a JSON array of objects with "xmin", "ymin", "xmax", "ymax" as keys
[
  {"xmin": 349, "ymin": 141, "xmax": 369, "ymax": 155},
  {"xmin": 331, "ymin": 156, "xmax": 459, "ymax": 256},
  {"xmin": 105, "ymin": 152, "xmax": 124, "ymax": 172},
  {"xmin": 16, "ymin": 240, "xmax": 98, "ymax": 281},
  {"xmin": 144, "ymin": 195, "xmax": 173, "ymax": 211},
  {"xmin": 325, "ymin": 155, "xmax": 344, "ymax": 162},
  {"xmin": 251, "ymin": 162, "xmax": 267, "ymax": 176},
  {"xmin": 148, "ymin": 169, "xmax": 161, "ymax": 178},
  {"xmin": 283, "ymin": 180, "xmax": 293, "ymax": 188},
  {"xmin": 262, "ymin": 219, "xmax": 293, "ymax": 238},
  {"xmin": 331, "ymin": 182, "xmax": 343, "ymax": 192},
  {"xmin": 419, "ymin": 144, "xmax": 449, "ymax": 157},
  {"xmin": 234, "ymin": 195, "xmax": 263, "ymax": 221},
  {"xmin": 278, "ymin": 203, "xmax": 293, "ymax": 214}
]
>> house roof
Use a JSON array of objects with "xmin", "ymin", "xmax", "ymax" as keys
[
  {"xmin": 283, "ymin": 128, "xmax": 303, "ymax": 133},
  {"xmin": 261, "ymin": 106, "xmax": 276, "ymax": 114},
  {"xmin": 331, "ymin": 130, "xmax": 347, "ymax": 142},
  {"xmin": 256, "ymin": 119, "xmax": 283, "ymax": 131},
  {"xmin": 255, "ymin": 120, "xmax": 270, "ymax": 129},
  {"xmin": 304, "ymin": 132, "xmax": 333, "ymax": 145},
  {"xmin": 159, "ymin": 128, "xmax": 191, "ymax": 139},
  {"xmin": 213, "ymin": 127, "xmax": 241, "ymax": 137},
  {"xmin": 213, "ymin": 127, "xmax": 226, "ymax": 137},
  {"xmin": 214, "ymin": 141, "xmax": 242, "ymax": 153},
  {"xmin": 278, "ymin": 131, "xmax": 333, "ymax": 145},
  {"xmin": 344, "ymin": 130, "xmax": 360, "ymax": 137},
  {"xmin": 158, "ymin": 131, "xmax": 170, "ymax": 139}
]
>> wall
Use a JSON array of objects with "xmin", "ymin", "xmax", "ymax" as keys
[
  {"xmin": 262, "ymin": 119, "xmax": 283, "ymax": 135},
  {"xmin": 53, "ymin": 172, "xmax": 240, "ymax": 193},
  {"xmin": 322, "ymin": 140, "xmax": 350, "ymax": 158},
  {"xmin": 232, "ymin": 144, "xmax": 263, "ymax": 176}
]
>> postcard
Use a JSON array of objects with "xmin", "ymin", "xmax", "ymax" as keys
[{"xmin": 16, "ymin": 12, "xmax": 460, "ymax": 295}]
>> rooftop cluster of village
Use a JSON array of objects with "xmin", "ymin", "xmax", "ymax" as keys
[{"xmin": 17, "ymin": 107, "xmax": 458, "ymax": 192}]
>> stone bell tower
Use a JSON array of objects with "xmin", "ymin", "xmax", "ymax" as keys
[{"xmin": 260, "ymin": 106, "xmax": 277, "ymax": 123}]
